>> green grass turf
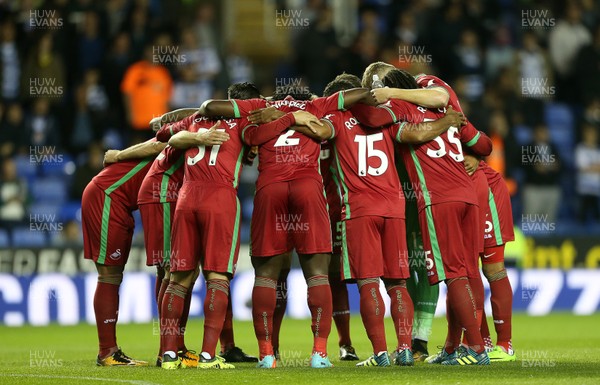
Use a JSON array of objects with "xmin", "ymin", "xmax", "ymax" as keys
[{"xmin": 1, "ymin": 313, "xmax": 599, "ymax": 385}]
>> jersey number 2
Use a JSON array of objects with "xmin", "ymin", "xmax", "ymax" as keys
[{"xmin": 274, "ymin": 130, "xmax": 299, "ymax": 147}]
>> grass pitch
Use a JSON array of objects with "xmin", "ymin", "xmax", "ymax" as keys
[{"xmin": 1, "ymin": 313, "xmax": 599, "ymax": 385}]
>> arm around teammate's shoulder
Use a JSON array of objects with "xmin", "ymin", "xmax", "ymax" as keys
[
  {"xmin": 397, "ymin": 106, "xmax": 466, "ymax": 144},
  {"xmin": 169, "ymin": 121, "xmax": 229, "ymax": 149}
]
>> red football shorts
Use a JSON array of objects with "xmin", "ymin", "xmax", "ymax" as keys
[
  {"xmin": 340, "ymin": 216, "xmax": 409, "ymax": 280},
  {"xmin": 418, "ymin": 202, "xmax": 479, "ymax": 285},
  {"xmin": 170, "ymin": 182, "xmax": 241, "ymax": 274},
  {"xmin": 481, "ymin": 244, "xmax": 506, "ymax": 264},
  {"xmin": 483, "ymin": 178, "xmax": 515, "ymax": 249},
  {"xmin": 139, "ymin": 201, "xmax": 176, "ymax": 267},
  {"xmin": 250, "ymin": 178, "xmax": 332, "ymax": 257},
  {"xmin": 82, "ymin": 182, "xmax": 134, "ymax": 266}
]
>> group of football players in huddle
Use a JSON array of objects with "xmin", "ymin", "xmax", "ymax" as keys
[{"xmin": 82, "ymin": 61, "xmax": 515, "ymax": 369}]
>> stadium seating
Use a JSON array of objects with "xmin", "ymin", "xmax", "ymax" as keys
[
  {"xmin": 11, "ymin": 227, "xmax": 47, "ymax": 247},
  {"xmin": 60, "ymin": 201, "xmax": 82, "ymax": 223},
  {"xmin": 30, "ymin": 178, "xmax": 69, "ymax": 204},
  {"xmin": 545, "ymin": 103, "xmax": 575, "ymax": 168},
  {"xmin": 40, "ymin": 154, "xmax": 75, "ymax": 177},
  {"xmin": 14, "ymin": 155, "xmax": 38, "ymax": 186},
  {"xmin": 0, "ymin": 229, "xmax": 9, "ymax": 248},
  {"xmin": 28, "ymin": 203, "xmax": 62, "ymax": 219}
]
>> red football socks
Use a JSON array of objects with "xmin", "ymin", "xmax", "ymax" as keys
[
  {"xmin": 160, "ymin": 281, "xmax": 187, "ymax": 354},
  {"xmin": 177, "ymin": 286, "xmax": 193, "ymax": 352},
  {"xmin": 157, "ymin": 277, "xmax": 169, "ymax": 356},
  {"xmin": 358, "ymin": 279, "xmax": 387, "ymax": 354},
  {"xmin": 201, "ymin": 279, "xmax": 230, "ymax": 357},
  {"xmin": 444, "ymin": 295, "xmax": 462, "ymax": 354},
  {"xmin": 489, "ymin": 269, "xmax": 513, "ymax": 351},
  {"xmin": 387, "ymin": 283, "xmax": 414, "ymax": 351},
  {"xmin": 462, "ymin": 274, "xmax": 485, "ymax": 346},
  {"xmin": 446, "ymin": 277, "xmax": 485, "ymax": 354},
  {"xmin": 329, "ymin": 272, "xmax": 352, "ymax": 347},
  {"xmin": 252, "ymin": 276, "xmax": 277, "ymax": 359},
  {"xmin": 272, "ymin": 270, "xmax": 289, "ymax": 353},
  {"xmin": 94, "ymin": 274, "xmax": 122, "ymax": 358},
  {"xmin": 219, "ymin": 294, "xmax": 235, "ymax": 352},
  {"xmin": 306, "ymin": 275, "xmax": 332, "ymax": 356},
  {"xmin": 480, "ymin": 307, "xmax": 493, "ymax": 349}
]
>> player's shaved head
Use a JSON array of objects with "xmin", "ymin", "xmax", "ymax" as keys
[
  {"xmin": 361, "ymin": 61, "xmax": 395, "ymax": 88},
  {"xmin": 228, "ymin": 82, "xmax": 261, "ymax": 100},
  {"xmin": 382, "ymin": 69, "xmax": 418, "ymax": 90}
]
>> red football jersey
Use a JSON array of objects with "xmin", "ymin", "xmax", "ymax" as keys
[
  {"xmin": 137, "ymin": 145, "xmax": 185, "ymax": 205},
  {"xmin": 91, "ymin": 139, "xmax": 155, "ymax": 210},
  {"xmin": 324, "ymin": 110, "xmax": 404, "ymax": 220},
  {"xmin": 415, "ymin": 74, "xmax": 491, "ymax": 156},
  {"xmin": 231, "ymin": 93, "xmax": 343, "ymax": 191},
  {"xmin": 160, "ymin": 113, "xmax": 247, "ymax": 189},
  {"xmin": 479, "ymin": 160, "xmax": 503, "ymax": 186},
  {"xmin": 388, "ymin": 107, "xmax": 478, "ymax": 211}
]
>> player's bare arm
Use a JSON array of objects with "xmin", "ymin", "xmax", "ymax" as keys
[
  {"xmin": 150, "ymin": 108, "xmax": 200, "ymax": 132},
  {"xmin": 242, "ymin": 111, "xmax": 322, "ymax": 146},
  {"xmin": 248, "ymin": 106, "xmax": 286, "ymax": 124},
  {"xmin": 291, "ymin": 111, "xmax": 324, "ymax": 133},
  {"xmin": 103, "ymin": 140, "xmax": 167, "ymax": 166},
  {"xmin": 371, "ymin": 87, "xmax": 449, "ymax": 108},
  {"xmin": 168, "ymin": 121, "xmax": 229, "ymax": 149},
  {"xmin": 293, "ymin": 117, "xmax": 333, "ymax": 141},
  {"xmin": 399, "ymin": 106, "xmax": 466, "ymax": 144},
  {"xmin": 199, "ymin": 99, "xmax": 238, "ymax": 117},
  {"xmin": 328, "ymin": 87, "xmax": 377, "ymax": 108}
]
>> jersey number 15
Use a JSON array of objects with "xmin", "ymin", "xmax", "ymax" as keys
[{"xmin": 354, "ymin": 133, "xmax": 389, "ymax": 177}]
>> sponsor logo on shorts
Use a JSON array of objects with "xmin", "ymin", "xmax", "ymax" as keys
[
  {"xmin": 483, "ymin": 252, "xmax": 496, "ymax": 259},
  {"xmin": 108, "ymin": 249, "xmax": 122, "ymax": 261}
]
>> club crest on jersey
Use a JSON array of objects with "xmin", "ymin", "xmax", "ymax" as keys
[{"xmin": 108, "ymin": 249, "xmax": 122, "ymax": 261}]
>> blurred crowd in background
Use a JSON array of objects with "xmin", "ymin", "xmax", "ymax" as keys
[{"xmin": 0, "ymin": 0, "xmax": 599, "ymax": 248}]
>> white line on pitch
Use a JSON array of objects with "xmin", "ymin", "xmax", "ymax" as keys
[{"xmin": 0, "ymin": 373, "xmax": 161, "ymax": 385}]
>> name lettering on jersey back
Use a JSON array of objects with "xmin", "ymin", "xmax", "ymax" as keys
[
  {"xmin": 223, "ymin": 119, "xmax": 237, "ymax": 129},
  {"xmin": 268, "ymin": 100, "xmax": 307, "ymax": 110},
  {"xmin": 194, "ymin": 116, "xmax": 210, "ymax": 123},
  {"xmin": 193, "ymin": 116, "xmax": 237, "ymax": 130},
  {"xmin": 344, "ymin": 117, "xmax": 359, "ymax": 130}
]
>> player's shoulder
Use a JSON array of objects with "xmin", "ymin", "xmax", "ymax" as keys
[
  {"xmin": 322, "ymin": 109, "xmax": 345, "ymax": 120},
  {"xmin": 323, "ymin": 109, "xmax": 356, "ymax": 128},
  {"xmin": 416, "ymin": 74, "xmax": 445, "ymax": 87}
]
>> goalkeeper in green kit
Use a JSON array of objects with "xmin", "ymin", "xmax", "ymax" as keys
[{"xmin": 398, "ymin": 159, "xmax": 439, "ymax": 361}]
